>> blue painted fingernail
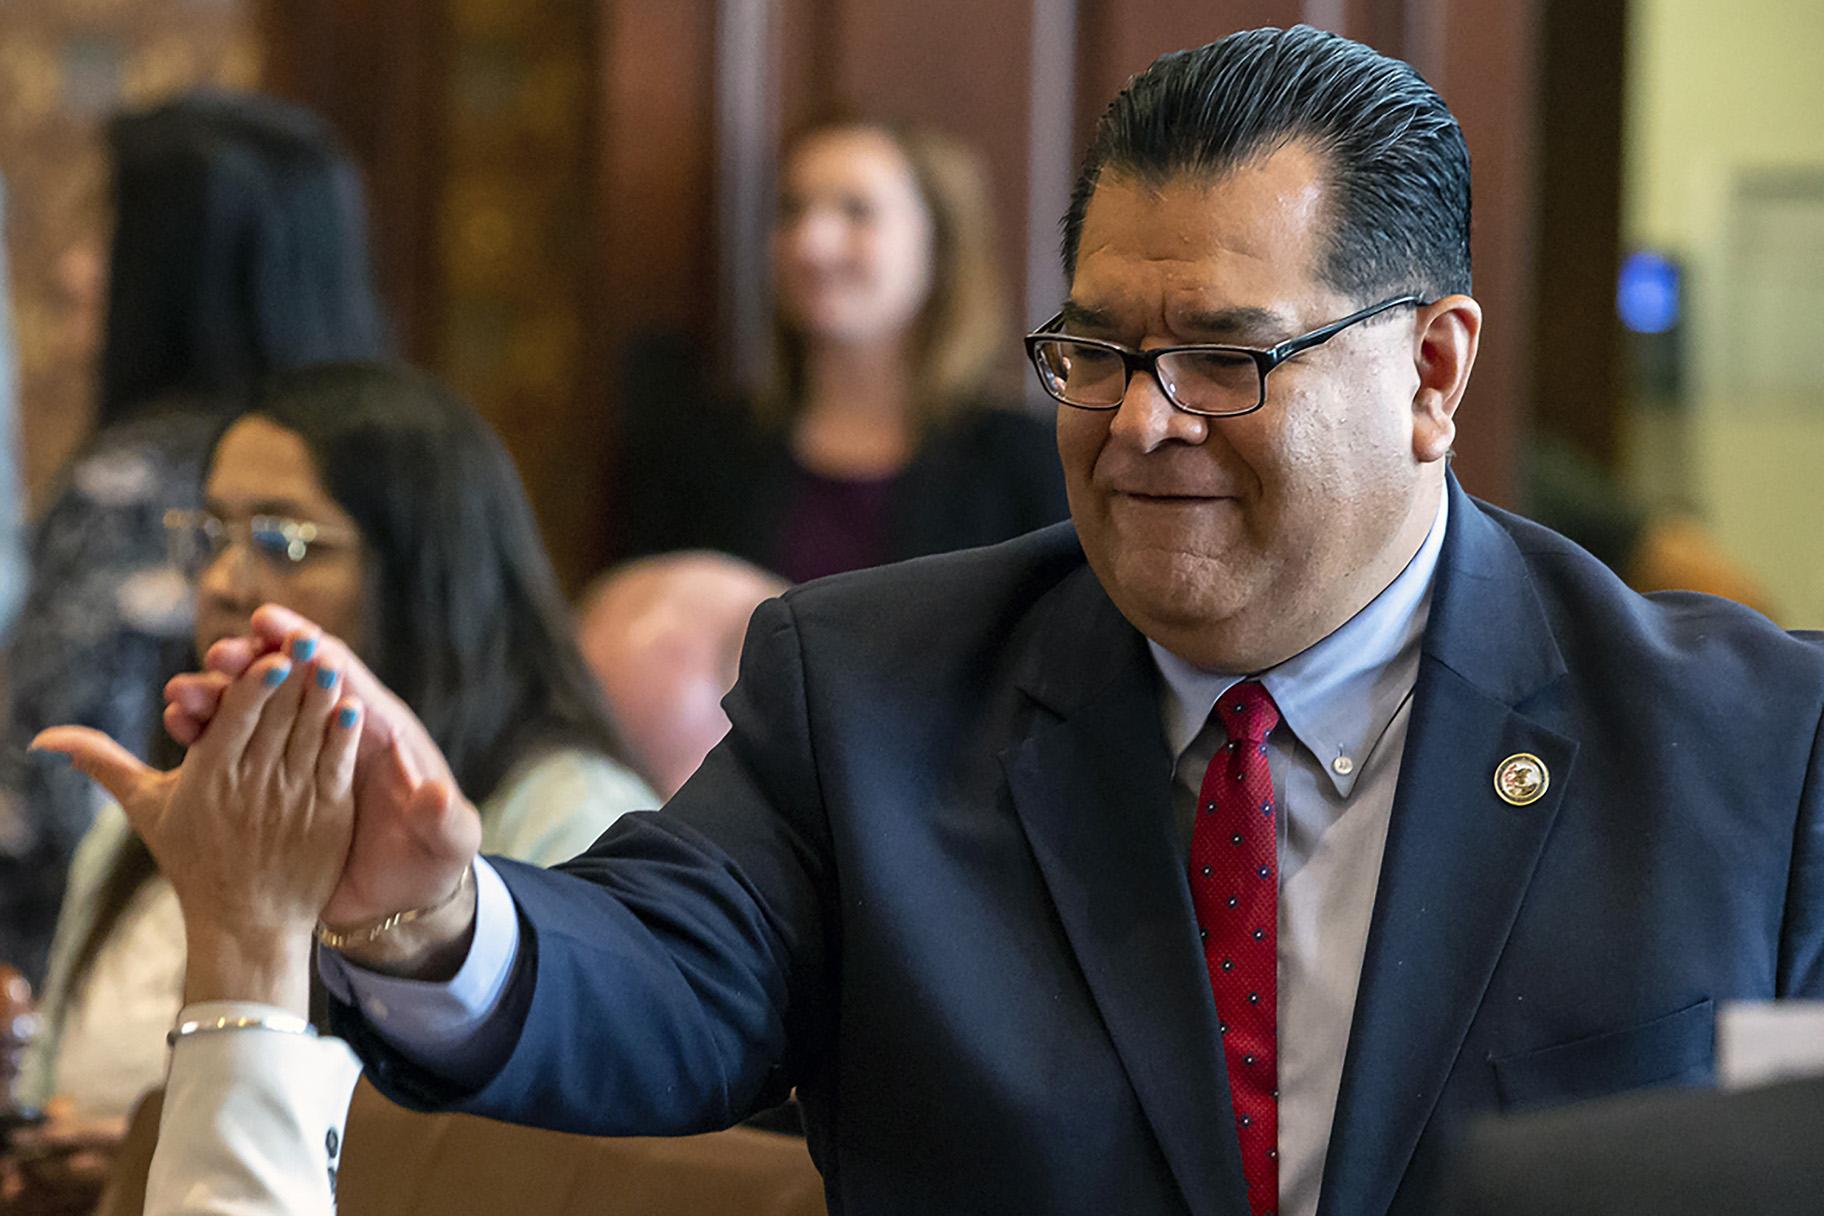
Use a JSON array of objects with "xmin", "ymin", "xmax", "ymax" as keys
[
  {"xmin": 264, "ymin": 663, "xmax": 292, "ymax": 687},
  {"xmin": 292, "ymin": 637, "xmax": 318, "ymax": 662},
  {"xmin": 337, "ymin": 706, "xmax": 359, "ymax": 728},
  {"xmin": 316, "ymin": 667, "xmax": 338, "ymax": 690}
]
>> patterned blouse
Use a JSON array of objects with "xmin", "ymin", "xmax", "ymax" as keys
[{"xmin": 0, "ymin": 407, "xmax": 218, "ymax": 985}]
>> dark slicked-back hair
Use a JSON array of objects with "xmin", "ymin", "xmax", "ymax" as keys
[{"xmin": 1061, "ymin": 25, "xmax": 1471, "ymax": 302}]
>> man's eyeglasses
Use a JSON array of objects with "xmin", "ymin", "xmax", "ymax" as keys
[
  {"xmin": 1025, "ymin": 294, "xmax": 1426, "ymax": 418},
  {"xmin": 164, "ymin": 509, "xmax": 357, "ymax": 579}
]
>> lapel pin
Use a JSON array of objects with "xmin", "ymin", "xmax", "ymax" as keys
[{"xmin": 1494, "ymin": 753, "xmax": 1549, "ymax": 806}]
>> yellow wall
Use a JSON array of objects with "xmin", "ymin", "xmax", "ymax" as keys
[
  {"xmin": 1625, "ymin": 0, "xmax": 1824, "ymax": 250},
  {"xmin": 1623, "ymin": 0, "xmax": 1824, "ymax": 625}
]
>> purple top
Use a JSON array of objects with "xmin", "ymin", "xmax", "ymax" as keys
[{"xmin": 775, "ymin": 462, "xmax": 901, "ymax": 583}]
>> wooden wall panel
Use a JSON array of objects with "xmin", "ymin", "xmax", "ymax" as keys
[
  {"xmin": 1075, "ymin": 0, "xmax": 1304, "ymax": 148},
  {"xmin": 266, "ymin": 0, "xmax": 617, "ymax": 587},
  {"xmin": 1530, "ymin": 0, "xmax": 1626, "ymax": 466},
  {"xmin": 1, "ymin": 0, "xmax": 260, "ymax": 508},
  {"xmin": 595, "ymin": 4, "xmax": 718, "ymax": 340},
  {"xmin": 258, "ymin": 0, "xmax": 1549, "ymax": 575},
  {"xmin": 590, "ymin": 2, "xmax": 719, "ymax": 562},
  {"xmin": 439, "ymin": 1, "xmax": 603, "ymax": 588},
  {"xmin": 260, "ymin": 0, "xmax": 445, "ymax": 365},
  {"xmin": 1430, "ymin": 0, "xmax": 1536, "ymax": 506}
]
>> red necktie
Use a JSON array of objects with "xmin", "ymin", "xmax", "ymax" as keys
[{"xmin": 1190, "ymin": 681, "xmax": 1280, "ymax": 1215}]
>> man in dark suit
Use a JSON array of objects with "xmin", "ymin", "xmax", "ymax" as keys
[
  {"xmin": 51, "ymin": 25, "xmax": 1824, "ymax": 1216},
  {"xmin": 1442, "ymin": 1076, "xmax": 1824, "ymax": 1215}
]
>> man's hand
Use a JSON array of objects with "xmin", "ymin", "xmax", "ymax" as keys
[
  {"xmin": 136, "ymin": 606, "xmax": 483, "ymax": 979},
  {"xmin": 164, "ymin": 605, "xmax": 482, "ymax": 928},
  {"xmin": 166, "ymin": 604, "xmax": 441, "ymax": 788}
]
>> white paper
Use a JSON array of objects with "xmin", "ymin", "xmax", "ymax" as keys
[{"xmin": 1716, "ymin": 1000, "xmax": 1824, "ymax": 1090}]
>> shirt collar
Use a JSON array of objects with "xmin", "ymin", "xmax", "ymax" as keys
[{"xmin": 1150, "ymin": 486, "xmax": 1449, "ymax": 797}]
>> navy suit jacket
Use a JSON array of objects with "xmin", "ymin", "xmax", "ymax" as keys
[{"xmin": 343, "ymin": 478, "xmax": 1824, "ymax": 1215}]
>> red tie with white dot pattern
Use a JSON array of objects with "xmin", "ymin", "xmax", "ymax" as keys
[{"xmin": 1191, "ymin": 680, "xmax": 1280, "ymax": 1215}]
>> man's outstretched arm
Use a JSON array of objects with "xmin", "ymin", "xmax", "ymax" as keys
[{"xmin": 164, "ymin": 598, "xmax": 831, "ymax": 1136}]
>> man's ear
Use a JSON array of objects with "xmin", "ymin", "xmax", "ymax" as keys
[{"xmin": 1411, "ymin": 295, "xmax": 1482, "ymax": 464}]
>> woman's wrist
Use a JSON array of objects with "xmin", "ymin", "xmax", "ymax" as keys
[{"xmin": 182, "ymin": 923, "xmax": 315, "ymax": 1015}]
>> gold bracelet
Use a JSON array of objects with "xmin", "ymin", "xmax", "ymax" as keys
[
  {"xmin": 168, "ymin": 1012, "xmax": 316, "ymax": 1047},
  {"xmin": 313, "ymin": 863, "xmax": 473, "ymax": 951}
]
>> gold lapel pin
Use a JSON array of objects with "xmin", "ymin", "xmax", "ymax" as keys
[{"xmin": 1494, "ymin": 753, "xmax": 1549, "ymax": 806}]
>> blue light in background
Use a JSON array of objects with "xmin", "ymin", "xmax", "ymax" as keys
[{"xmin": 1617, "ymin": 251, "xmax": 1681, "ymax": 334}]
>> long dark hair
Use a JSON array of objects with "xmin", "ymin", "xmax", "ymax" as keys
[
  {"xmin": 248, "ymin": 362, "xmax": 626, "ymax": 799},
  {"xmin": 73, "ymin": 363, "xmax": 623, "ymax": 993},
  {"xmin": 98, "ymin": 90, "xmax": 386, "ymax": 426}
]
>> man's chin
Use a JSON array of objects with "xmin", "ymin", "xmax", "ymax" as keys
[{"xmin": 1102, "ymin": 548, "xmax": 1251, "ymax": 633}]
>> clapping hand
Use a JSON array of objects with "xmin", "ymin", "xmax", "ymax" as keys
[
  {"xmin": 33, "ymin": 638, "xmax": 360, "ymax": 1008},
  {"xmin": 160, "ymin": 605, "xmax": 483, "ymax": 977}
]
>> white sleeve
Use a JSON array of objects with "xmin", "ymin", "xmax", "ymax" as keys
[{"xmin": 144, "ymin": 1002, "xmax": 363, "ymax": 1216}]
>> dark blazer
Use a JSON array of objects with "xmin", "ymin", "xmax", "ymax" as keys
[
  {"xmin": 1442, "ymin": 1075, "xmax": 1824, "ymax": 1215},
  {"xmin": 618, "ymin": 394, "xmax": 1069, "ymax": 575},
  {"xmin": 343, "ymin": 477, "xmax": 1824, "ymax": 1215}
]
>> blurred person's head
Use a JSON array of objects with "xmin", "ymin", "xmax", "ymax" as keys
[
  {"xmin": 187, "ymin": 363, "xmax": 621, "ymax": 804},
  {"xmin": 577, "ymin": 552, "xmax": 786, "ymax": 799},
  {"xmin": 98, "ymin": 91, "xmax": 385, "ymax": 427},
  {"xmin": 767, "ymin": 118, "xmax": 1006, "ymax": 430},
  {"xmin": 1042, "ymin": 26, "xmax": 1480, "ymax": 671}
]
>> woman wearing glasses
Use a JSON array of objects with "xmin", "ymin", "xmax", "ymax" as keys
[
  {"xmin": 16, "ymin": 362, "xmax": 654, "ymax": 1137},
  {"xmin": 0, "ymin": 92, "xmax": 387, "ymax": 990}
]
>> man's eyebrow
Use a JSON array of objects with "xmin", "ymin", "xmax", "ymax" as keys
[
  {"xmin": 1057, "ymin": 301, "xmax": 1295, "ymax": 344},
  {"xmin": 1175, "ymin": 306, "xmax": 1294, "ymax": 344},
  {"xmin": 1058, "ymin": 301, "xmax": 1119, "ymax": 332}
]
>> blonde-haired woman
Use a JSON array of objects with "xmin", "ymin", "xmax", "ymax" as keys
[{"xmin": 623, "ymin": 119, "xmax": 1065, "ymax": 582}]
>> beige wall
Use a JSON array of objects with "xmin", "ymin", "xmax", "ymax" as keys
[{"xmin": 1623, "ymin": 0, "xmax": 1824, "ymax": 625}]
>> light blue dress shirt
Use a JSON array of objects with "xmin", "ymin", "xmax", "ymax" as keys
[
  {"xmin": 1150, "ymin": 487, "xmax": 1446, "ymax": 1216},
  {"xmin": 324, "ymin": 488, "xmax": 1450, "ymax": 1216}
]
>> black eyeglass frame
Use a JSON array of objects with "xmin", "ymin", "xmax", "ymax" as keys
[{"xmin": 1024, "ymin": 293, "xmax": 1428, "ymax": 418}]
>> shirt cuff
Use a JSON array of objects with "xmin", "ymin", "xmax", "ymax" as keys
[
  {"xmin": 153, "ymin": 1002, "xmax": 362, "ymax": 1216},
  {"xmin": 316, "ymin": 855, "xmax": 523, "ymax": 1077},
  {"xmin": 167, "ymin": 999, "xmax": 361, "ymax": 1085}
]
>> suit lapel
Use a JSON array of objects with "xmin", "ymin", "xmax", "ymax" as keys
[
  {"xmin": 1319, "ymin": 479, "xmax": 1580, "ymax": 1215},
  {"xmin": 1002, "ymin": 567, "xmax": 1250, "ymax": 1216}
]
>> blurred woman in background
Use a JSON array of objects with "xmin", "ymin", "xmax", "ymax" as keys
[
  {"xmin": 622, "ymin": 117, "xmax": 1066, "ymax": 583},
  {"xmin": 19, "ymin": 361, "xmax": 653, "ymax": 1133},
  {"xmin": 0, "ymin": 92, "xmax": 387, "ymax": 985}
]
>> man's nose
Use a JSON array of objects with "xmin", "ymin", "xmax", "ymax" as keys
[{"xmin": 1106, "ymin": 363, "xmax": 1208, "ymax": 452}]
